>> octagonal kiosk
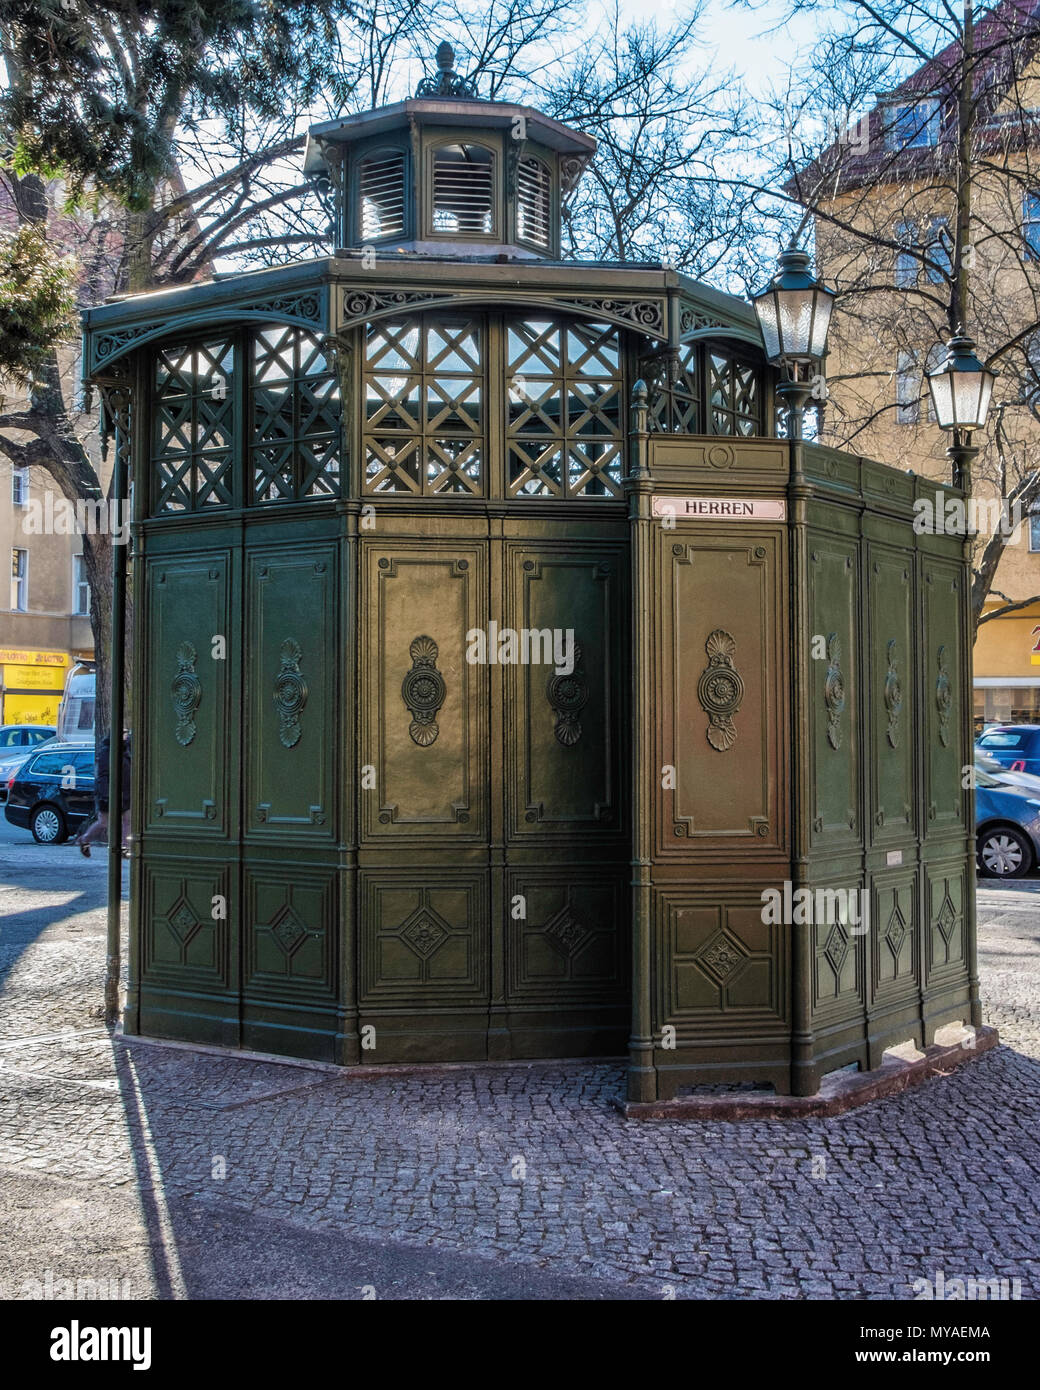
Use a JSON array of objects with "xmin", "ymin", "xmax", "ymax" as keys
[{"xmin": 83, "ymin": 48, "xmax": 981, "ymax": 1101}]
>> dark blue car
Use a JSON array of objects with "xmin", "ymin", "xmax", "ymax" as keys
[
  {"xmin": 976, "ymin": 765, "xmax": 1040, "ymax": 878},
  {"xmin": 4, "ymin": 743, "xmax": 96, "ymax": 844},
  {"xmin": 975, "ymin": 724, "xmax": 1040, "ymax": 777}
]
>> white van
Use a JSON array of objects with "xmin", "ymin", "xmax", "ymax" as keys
[{"xmin": 57, "ymin": 666, "xmax": 96, "ymax": 744}]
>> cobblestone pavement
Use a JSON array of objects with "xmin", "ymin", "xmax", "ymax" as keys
[{"xmin": 1, "ymin": 831, "xmax": 1038, "ymax": 1300}]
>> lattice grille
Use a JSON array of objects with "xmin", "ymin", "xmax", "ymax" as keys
[
  {"xmin": 506, "ymin": 319, "xmax": 623, "ymax": 498},
  {"xmin": 152, "ymin": 339, "xmax": 235, "ymax": 513},
  {"xmin": 516, "ymin": 157, "xmax": 551, "ymax": 249},
  {"xmin": 250, "ymin": 326, "xmax": 341, "ymax": 504},
  {"xmin": 648, "ymin": 343, "xmax": 700, "ymax": 434},
  {"xmin": 710, "ymin": 349, "xmax": 761, "ymax": 436},
  {"xmin": 359, "ymin": 150, "xmax": 406, "ymax": 241},
  {"xmin": 363, "ymin": 316, "xmax": 484, "ymax": 495}
]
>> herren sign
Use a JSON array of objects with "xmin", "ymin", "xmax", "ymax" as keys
[{"xmin": 651, "ymin": 497, "xmax": 787, "ymax": 520}]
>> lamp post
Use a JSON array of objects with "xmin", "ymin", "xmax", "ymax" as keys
[
  {"xmin": 751, "ymin": 246, "xmax": 835, "ymax": 440},
  {"xmin": 926, "ymin": 332, "xmax": 997, "ymax": 494}
]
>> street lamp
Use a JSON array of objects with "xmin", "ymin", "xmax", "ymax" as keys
[
  {"xmin": 751, "ymin": 246, "xmax": 835, "ymax": 440},
  {"xmin": 926, "ymin": 332, "xmax": 997, "ymax": 493}
]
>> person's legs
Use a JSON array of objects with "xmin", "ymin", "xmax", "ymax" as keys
[
  {"xmin": 120, "ymin": 809, "xmax": 130, "ymax": 852},
  {"xmin": 74, "ymin": 810, "xmax": 108, "ymax": 855}
]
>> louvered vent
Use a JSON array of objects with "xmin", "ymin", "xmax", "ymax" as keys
[
  {"xmin": 516, "ymin": 157, "xmax": 551, "ymax": 249},
  {"xmin": 359, "ymin": 151, "xmax": 406, "ymax": 241},
  {"xmin": 433, "ymin": 144, "xmax": 495, "ymax": 235}
]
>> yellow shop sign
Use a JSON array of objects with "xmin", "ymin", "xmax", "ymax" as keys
[
  {"xmin": 0, "ymin": 647, "xmax": 69, "ymax": 668},
  {"xmin": 3, "ymin": 664, "xmax": 66, "ymax": 691}
]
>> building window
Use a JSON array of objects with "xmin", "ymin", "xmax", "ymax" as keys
[
  {"xmin": 250, "ymin": 326, "xmax": 340, "ymax": 503},
  {"xmin": 358, "ymin": 149, "xmax": 406, "ymax": 242},
  {"xmin": 11, "ymin": 467, "xmax": 29, "ymax": 506},
  {"xmin": 894, "ymin": 217, "xmax": 950, "ymax": 287},
  {"xmin": 924, "ymin": 217, "xmax": 952, "ymax": 284},
  {"xmin": 363, "ymin": 314, "xmax": 485, "ymax": 495},
  {"xmin": 431, "ymin": 143, "xmax": 496, "ymax": 236},
  {"xmin": 888, "ymin": 99, "xmax": 939, "ymax": 149},
  {"xmin": 73, "ymin": 554, "xmax": 89, "ymax": 616},
  {"xmin": 896, "ymin": 350, "xmax": 920, "ymax": 424},
  {"xmin": 1029, "ymin": 512, "xmax": 1040, "ymax": 552},
  {"xmin": 709, "ymin": 349, "xmax": 762, "ymax": 435},
  {"xmin": 1024, "ymin": 190, "xmax": 1040, "ymax": 259},
  {"xmin": 516, "ymin": 157, "xmax": 551, "ymax": 250},
  {"xmin": 894, "ymin": 220, "xmax": 917, "ymax": 287},
  {"xmin": 10, "ymin": 549, "xmax": 28, "ymax": 611},
  {"xmin": 152, "ymin": 338, "xmax": 235, "ymax": 513},
  {"xmin": 505, "ymin": 317, "xmax": 623, "ymax": 497}
]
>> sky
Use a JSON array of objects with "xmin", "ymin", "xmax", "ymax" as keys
[{"xmin": 617, "ymin": 0, "xmax": 823, "ymax": 97}]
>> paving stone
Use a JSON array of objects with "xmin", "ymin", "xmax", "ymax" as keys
[{"xmin": 1, "ymin": 847, "xmax": 1038, "ymax": 1297}]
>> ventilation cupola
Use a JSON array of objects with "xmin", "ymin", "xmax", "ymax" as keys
[{"xmin": 303, "ymin": 42, "xmax": 595, "ymax": 260}]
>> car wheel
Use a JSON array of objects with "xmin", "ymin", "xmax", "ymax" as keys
[
  {"xmin": 30, "ymin": 804, "xmax": 67, "ymax": 844},
  {"xmin": 977, "ymin": 825, "xmax": 1033, "ymax": 878}
]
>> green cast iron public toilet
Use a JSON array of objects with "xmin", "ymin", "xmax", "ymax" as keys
[{"xmin": 83, "ymin": 49, "xmax": 981, "ymax": 1101}]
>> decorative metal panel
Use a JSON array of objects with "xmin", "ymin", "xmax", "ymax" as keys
[
  {"xmin": 250, "ymin": 325, "xmax": 340, "ymax": 503},
  {"xmin": 245, "ymin": 547, "xmax": 336, "ymax": 837},
  {"xmin": 504, "ymin": 545, "xmax": 623, "ymax": 835},
  {"xmin": 868, "ymin": 547, "xmax": 915, "ymax": 844},
  {"xmin": 923, "ymin": 559, "xmax": 966, "ymax": 834},
  {"xmin": 145, "ymin": 555, "xmax": 231, "ymax": 834},
  {"xmin": 659, "ymin": 532, "xmax": 784, "ymax": 850},
  {"xmin": 362, "ymin": 545, "xmax": 487, "ymax": 838},
  {"xmin": 362, "ymin": 315, "xmax": 484, "ymax": 495},
  {"xmin": 151, "ymin": 339, "xmax": 235, "ymax": 513},
  {"xmin": 808, "ymin": 536, "xmax": 859, "ymax": 843},
  {"xmin": 505, "ymin": 319, "xmax": 623, "ymax": 497}
]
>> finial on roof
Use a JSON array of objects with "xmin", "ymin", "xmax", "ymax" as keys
[{"xmin": 415, "ymin": 41, "xmax": 481, "ymax": 99}]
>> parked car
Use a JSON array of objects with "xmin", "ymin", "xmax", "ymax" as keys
[
  {"xmin": 975, "ymin": 750, "xmax": 1040, "ymax": 795},
  {"xmin": 4, "ymin": 743, "xmax": 96, "ymax": 843},
  {"xmin": 0, "ymin": 728, "xmax": 60, "ymax": 805},
  {"xmin": 975, "ymin": 724, "xmax": 1040, "ymax": 777},
  {"xmin": 0, "ymin": 723, "xmax": 56, "ymax": 751},
  {"xmin": 975, "ymin": 765, "xmax": 1040, "ymax": 877}
]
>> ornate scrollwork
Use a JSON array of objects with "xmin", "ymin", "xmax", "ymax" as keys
[
  {"xmin": 250, "ymin": 291, "xmax": 323, "ymax": 324},
  {"xmin": 92, "ymin": 324, "xmax": 151, "ymax": 370},
  {"xmin": 274, "ymin": 639, "xmax": 308, "ymax": 749},
  {"xmin": 171, "ymin": 642, "xmax": 201, "ymax": 747},
  {"xmin": 679, "ymin": 303, "xmax": 729, "ymax": 337},
  {"xmin": 343, "ymin": 289, "xmax": 441, "ymax": 323},
  {"xmin": 884, "ymin": 639, "xmax": 903, "ymax": 748},
  {"xmin": 936, "ymin": 644, "xmax": 953, "ymax": 747},
  {"xmin": 824, "ymin": 633, "xmax": 846, "ymax": 750},
  {"xmin": 546, "ymin": 644, "xmax": 588, "ymax": 746},
  {"xmin": 569, "ymin": 297, "xmax": 664, "ymax": 335},
  {"xmin": 698, "ymin": 630, "xmax": 745, "ymax": 752},
  {"xmin": 402, "ymin": 636, "xmax": 447, "ymax": 747}
]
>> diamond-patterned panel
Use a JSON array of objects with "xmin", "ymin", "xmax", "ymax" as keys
[
  {"xmin": 250, "ymin": 326, "xmax": 341, "ymax": 504},
  {"xmin": 363, "ymin": 316, "xmax": 485, "ymax": 495},
  {"xmin": 506, "ymin": 319, "xmax": 622, "ymax": 498},
  {"xmin": 709, "ymin": 349, "xmax": 762, "ymax": 436},
  {"xmin": 152, "ymin": 339, "xmax": 235, "ymax": 513}
]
